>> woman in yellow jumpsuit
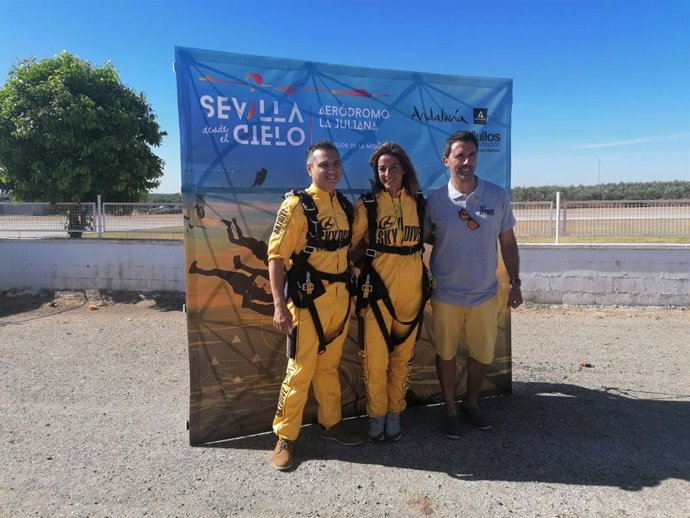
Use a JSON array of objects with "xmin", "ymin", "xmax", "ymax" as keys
[{"xmin": 351, "ymin": 142, "xmax": 426, "ymax": 442}]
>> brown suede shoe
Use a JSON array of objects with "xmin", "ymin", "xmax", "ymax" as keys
[
  {"xmin": 320, "ymin": 422, "xmax": 364, "ymax": 446},
  {"xmin": 272, "ymin": 438, "xmax": 294, "ymax": 471}
]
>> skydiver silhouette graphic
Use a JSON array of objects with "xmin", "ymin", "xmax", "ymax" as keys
[
  {"xmin": 189, "ymin": 260, "xmax": 273, "ymax": 316},
  {"xmin": 184, "ymin": 193, "xmax": 207, "ymax": 229},
  {"xmin": 233, "ymin": 254, "xmax": 268, "ymax": 279},
  {"xmin": 195, "ymin": 194, "xmax": 206, "ymax": 219},
  {"xmin": 222, "ymin": 217, "xmax": 269, "ymax": 265},
  {"xmin": 251, "ymin": 167, "xmax": 268, "ymax": 187}
]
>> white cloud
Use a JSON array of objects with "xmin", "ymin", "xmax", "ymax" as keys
[{"xmin": 570, "ymin": 133, "xmax": 690, "ymax": 150}]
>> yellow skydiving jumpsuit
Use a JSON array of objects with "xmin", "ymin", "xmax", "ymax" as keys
[
  {"xmin": 268, "ymin": 184, "xmax": 352, "ymax": 441},
  {"xmin": 351, "ymin": 189, "xmax": 424, "ymax": 418}
]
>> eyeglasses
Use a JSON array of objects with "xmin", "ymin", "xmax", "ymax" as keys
[{"xmin": 458, "ymin": 208, "xmax": 480, "ymax": 230}]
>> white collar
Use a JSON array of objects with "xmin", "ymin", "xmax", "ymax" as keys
[
  {"xmin": 447, "ymin": 181, "xmax": 467, "ymax": 201},
  {"xmin": 447, "ymin": 177, "xmax": 481, "ymax": 201}
]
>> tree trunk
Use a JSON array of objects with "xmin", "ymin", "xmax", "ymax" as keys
[{"xmin": 66, "ymin": 209, "xmax": 87, "ymax": 239}]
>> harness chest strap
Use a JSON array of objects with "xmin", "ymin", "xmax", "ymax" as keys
[
  {"xmin": 286, "ymin": 189, "xmax": 354, "ymax": 353},
  {"xmin": 362, "ymin": 191, "xmax": 425, "ymax": 258},
  {"xmin": 357, "ymin": 191, "xmax": 429, "ymax": 351}
]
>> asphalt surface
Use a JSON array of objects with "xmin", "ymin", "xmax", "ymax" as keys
[{"xmin": 1, "ymin": 290, "xmax": 688, "ymax": 517}]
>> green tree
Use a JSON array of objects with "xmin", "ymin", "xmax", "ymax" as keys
[
  {"xmin": 0, "ymin": 52, "xmax": 166, "ymax": 235},
  {"xmin": 512, "ymin": 181, "xmax": 690, "ymax": 202}
]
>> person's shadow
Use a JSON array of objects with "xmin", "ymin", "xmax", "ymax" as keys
[{"xmin": 207, "ymin": 381, "xmax": 690, "ymax": 489}]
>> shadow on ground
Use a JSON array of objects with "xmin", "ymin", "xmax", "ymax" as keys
[
  {"xmin": 0, "ymin": 289, "xmax": 70, "ymax": 318},
  {"xmin": 0, "ymin": 289, "xmax": 185, "ymax": 317},
  {"xmin": 204, "ymin": 381, "xmax": 690, "ymax": 490}
]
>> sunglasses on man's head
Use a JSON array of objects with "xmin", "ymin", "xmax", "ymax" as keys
[{"xmin": 459, "ymin": 208, "xmax": 480, "ymax": 230}]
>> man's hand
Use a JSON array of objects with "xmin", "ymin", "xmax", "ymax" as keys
[
  {"xmin": 268, "ymin": 258, "xmax": 293, "ymax": 333},
  {"xmin": 507, "ymin": 286, "xmax": 523, "ymax": 309},
  {"xmin": 273, "ymin": 301, "xmax": 294, "ymax": 334},
  {"xmin": 499, "ymin": 229, "xmax": 522, "ymax": 309}
]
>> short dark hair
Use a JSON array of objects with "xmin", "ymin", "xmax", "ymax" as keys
[
  {"xmin": 306, "ymin": 141, "xmax": 340, "ymax": 164},
  {"xmin": 369, "ymin": 142, "xmax": 421, "ymax": 194},
  {"xmin": 443, "ymin": 131, "xmax": 478, "ymax": 158}
]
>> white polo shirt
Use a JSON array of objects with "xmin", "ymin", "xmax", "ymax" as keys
[{"xmin": 427, "ymin": 176, "xmax": 515, "ymax": 306}]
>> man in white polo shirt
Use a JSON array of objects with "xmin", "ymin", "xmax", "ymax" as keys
[{"xmin": 427, "ymin": 130, "xmax": 523, "ymax": 438}]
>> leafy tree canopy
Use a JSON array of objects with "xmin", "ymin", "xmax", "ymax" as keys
[
  {"xmin": 512, "ymin": 181, "xmax": 690, "ymax": 202},
  {"xmin": 145, "ymin": 192, "xmax": 182, "ymax": 203},
  {"xmin": 0, "ymin": 51, "xmax": 165, "ymax": 203}
]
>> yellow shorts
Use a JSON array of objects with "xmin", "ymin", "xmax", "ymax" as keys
[{"xmin": 431, "ymin": 296, "xmax": 499, "ymax": 364}]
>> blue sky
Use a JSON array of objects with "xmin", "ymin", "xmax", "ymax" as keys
[{"xmin": 1, "ymin": 0, "xmax": 688, "ymax": 193}]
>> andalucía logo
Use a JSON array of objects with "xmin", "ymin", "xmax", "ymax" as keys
[
  {"xmin": 473, "ymin": 108, "xmax": 488, "ymax": 125},
  {"xmin": 410, "ymin": 106, "xmax": 468, "ymax": 124}
]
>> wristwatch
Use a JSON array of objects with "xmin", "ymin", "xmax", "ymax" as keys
[{"xmin": 509, "ymin": 278, "xmax": 522, "ymax": 288}]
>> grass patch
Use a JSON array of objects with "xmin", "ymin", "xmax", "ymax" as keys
[
  {"xmin": 83, "ymin": 226, "xmax": 184, "ymax": 240},
  {"xmin": 515, "ymin": 215, "xmax": 690, "ymax": 244}
]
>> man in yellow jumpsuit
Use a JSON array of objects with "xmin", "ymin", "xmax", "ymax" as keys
[
  {"xmin": 268, "ymin": 141, "xmax": 363, "ymax": 471},
  {"xmin": 351, "ymin": 142, "xmax": 426, "ymax": 443}
]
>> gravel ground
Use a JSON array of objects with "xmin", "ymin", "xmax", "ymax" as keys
[{"xmin": 1, "ymin": 290, "xmax": 688, "ymax": 518}]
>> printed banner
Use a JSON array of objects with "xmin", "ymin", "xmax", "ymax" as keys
[{"xmin": 175, "ymin": 46, "xmax": 513, "ymax": 444}]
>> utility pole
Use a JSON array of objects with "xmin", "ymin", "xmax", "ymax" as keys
[
  {"xmin": 597, "ymin": 158, "xmax": 601, "ymax": 185},
  {"xmin": 598, "ymin": 159, "xmax": 602, "ymax": 199}
]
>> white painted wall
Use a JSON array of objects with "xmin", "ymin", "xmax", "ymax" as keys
[
  {"xmin": 0, "ymin": 239, "xmax": 186, "ymax": 293},
  {"xmin": 0, "ymin": 240, "xmax": 688, "ymax": 306},
  {"xmin": 520, "ymin": 244, "xmax": 689, "ymax": 306}
]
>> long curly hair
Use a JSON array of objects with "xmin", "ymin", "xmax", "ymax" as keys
[{"xmin": 368, "ymin": 142, "xmax": 421, "ymax": 194}]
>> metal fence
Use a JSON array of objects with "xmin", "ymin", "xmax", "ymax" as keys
[
  {"xmin": 0, "ymin": 202, "xmax": 98, "ymax": 238},
  {"xmin": 1, "ymin": 198, "xmax": 689, "ymax": 241},
  {"xmin": 0, "ymin": 200, "xmax": 183, "ymax": 238},
  {"xmin": 513, "ymin": 199, "xmax": 690, "ymax": 241},
  {"xmin": 102, "ymin": 202, "xmax": 183, "ymax": 236},
  {"xmin": 557, "ymin": 200, "xmax": 690, "ymax": 238},
  {"xmin": 512, "ymin": 201, "xmax": 554, "ymax": 238}
]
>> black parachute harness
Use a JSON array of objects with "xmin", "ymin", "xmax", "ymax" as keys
[
  {"xmin": 355, "ymin": 191, "xmax": 433, "ymax": 353},
  {"xmin": 285, "ymin": 189, "xmax": 355, "ymax": 354}
]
